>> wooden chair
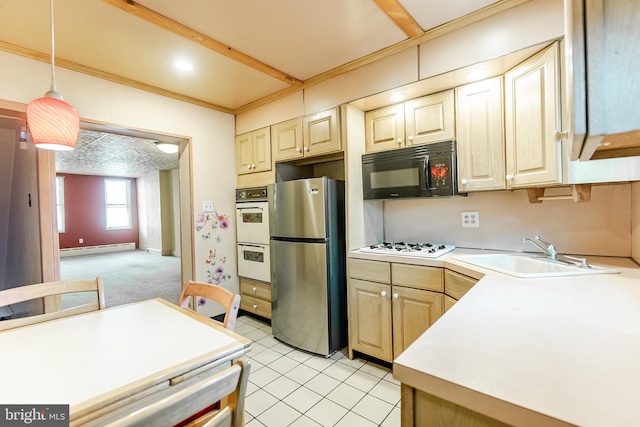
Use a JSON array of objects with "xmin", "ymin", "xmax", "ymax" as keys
[
  {"xmin": 0, "ymin": 277, "xmax": 106, "ymax": 331},
  {"xmin": 90, "ymin": 357, "xmax": 251, "ymax": 427},
  {"xmin": 178, "ymin": 280, "xmax": 240, "ymax": 331}
]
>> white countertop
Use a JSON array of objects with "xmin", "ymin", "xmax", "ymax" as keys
[{"xmin": 349, "ymin": 248, "xmax": 640, "ymax": 426}]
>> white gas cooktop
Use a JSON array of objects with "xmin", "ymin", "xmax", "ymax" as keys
[{"xmin": 359, "ymin": 242, "xmax": 456, "ymax": 259}]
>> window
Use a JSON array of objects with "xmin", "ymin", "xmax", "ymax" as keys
[
  {"xmin": 56, "ymin": 176, "xmax": 65, "ymax": 233},
  {"xmin": 105, "ymin": 179, "xmax": 132, "ymax": 229}
]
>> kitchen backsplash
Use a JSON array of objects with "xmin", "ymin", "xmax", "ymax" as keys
[{"xmin": 384, "ymin": 183, "xmax": 633, "ymax": 258}]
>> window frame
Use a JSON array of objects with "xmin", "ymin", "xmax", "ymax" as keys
[
  {"xmin": 55, "ymin": 176, "xmax": 65, "ymax": 233},
  {"xmin": 104, "ymin": 179, "xmax": 133, "ymax": 230}
]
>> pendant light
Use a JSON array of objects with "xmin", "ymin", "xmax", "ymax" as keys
[{"xmin": 26, "ymin": 0, "xmax": 79, "ymax": 151}]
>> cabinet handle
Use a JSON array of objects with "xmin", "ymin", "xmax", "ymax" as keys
[
  {"xmin": 253, "ymin": 304, "xmax": 258, "ymax": 309},
  {"xmin": 506, "ymin": 174, "xmax": 514, "ymax": 180},
  {"xmin": 252, "ymin": 287, "xmax": 257, "ymax": 293},
  {"xmin": 396, "ymin": 138, "xmax": 402, "ymax": 144},
  {"xmin": 408, "ymin": 136, "xmax": 414, "ymax": 141},
  {"xmin": 251, "ymin": 164, "xmax": 256, "ymax": 169},
  {"xmin": 461, "ymin": 178, "xmax": 468, "ymax": 185},
  {"xmin": 381, "ymin": 291, "xmax": 387, "ymax": 297},
  {"xmin": 296, "ymin": 147, "xmax": 302, "ymax": 153},
  {"xmin": 303, "ymin": 146, "xmax": 309, "ymax": 152},
  {"xmin": 393, "ymin": 293, "xmax": 399, "ymax": 299}
]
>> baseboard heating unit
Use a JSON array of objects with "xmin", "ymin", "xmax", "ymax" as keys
[{"xmin": 60, "ymin": 242, "xmax": 136, "ymax": 258}]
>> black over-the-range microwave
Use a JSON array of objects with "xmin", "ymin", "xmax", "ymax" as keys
[{"xmin": 362, "ymin": 140, "xmax": 465, "ymax": 200}]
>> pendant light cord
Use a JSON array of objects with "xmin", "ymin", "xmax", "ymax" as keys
[{"xmin": 49, "ymin": 0, "xmax": 58, "ymax": 93}]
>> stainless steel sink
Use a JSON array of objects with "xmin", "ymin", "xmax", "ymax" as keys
[{"xmin": 452, "ymin": 254, "xmax": 619, "ymax": 278}]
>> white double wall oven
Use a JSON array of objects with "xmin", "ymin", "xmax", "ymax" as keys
[{"xmin": 236, "ymin": 187, "xmax": 270, "ymax": 283}]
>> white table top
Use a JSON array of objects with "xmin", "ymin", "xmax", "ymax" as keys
[{"xmin": 0, "ymin": 299, "xmax": 250, "ymax": 419}]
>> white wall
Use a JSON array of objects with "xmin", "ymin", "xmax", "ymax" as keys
[
  {"xmin": 384, "ymin": 184, "xmax": 632, "ymax": 257},
  {"xmin": 0, "ymin": 50, "xmax": 239, "ymax": 302}
]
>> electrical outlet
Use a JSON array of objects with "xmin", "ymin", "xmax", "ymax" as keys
[
  {"xmin": 202, "ymin": 200, "xmax": 214, "ymax": 213},
  {"xmin": 461, "ymin": 211, "xmax": 480, "ymax": 228},
  {"xmin": 79, "ymin": 238, "xmax": 84, "ymax": 244}
]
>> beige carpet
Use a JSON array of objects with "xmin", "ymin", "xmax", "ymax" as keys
[{"xmin": 60, "ymin": 249, "xmax": 181, "ymax": 309}]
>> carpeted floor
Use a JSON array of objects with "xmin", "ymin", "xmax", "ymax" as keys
[{"xmin": 60, "ymin": 249, "xmax": 182, "ymax": 309}]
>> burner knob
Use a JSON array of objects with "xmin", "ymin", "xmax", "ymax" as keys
[{"xmin": 438, "ymin": 245, "xmax": 446, "ymax": 249}]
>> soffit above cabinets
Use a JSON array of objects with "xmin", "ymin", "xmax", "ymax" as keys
[{"xmin": 0, "ymin": 0, "xmax": 509, "ymax": 113}]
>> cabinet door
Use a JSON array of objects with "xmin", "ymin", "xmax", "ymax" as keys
[
  {"xmin": 303, "ymin": 108, "xmax": 341, "ymax": 156},
  {"xmin": 405, "ymin": 90, "xmax": 455, "ymax": 146},
  {"xmin": 505, "ymin": 42, "xmax": 561, "ymax": 188},
  {"xmin": 392, "ymin": 287, "xmax": 443, "ymax": 357},
  {"xmin": 272, "ymin": 118, "xmax": 303, "ymax": 162},
  {"xmin": 444, "ymin": 269, "xmax": 478, "ymax": 301},
  {"xmin": 456, "ymin": 77, "xmax": 506, "ymax": 192},
  {"xmin": 365, "ymin": 104, "xmax": 405, "ymax": 153},
  {"xmin": 348, "ymin": 279, "xmax": 393, "ymax": 362},
  {"xmin": 235, "ymin": 132, "xmax": 254, "ymax": 175},
  {"xmin": 251, "ymin": 127, "xmax": 272, "ymax": 173}
]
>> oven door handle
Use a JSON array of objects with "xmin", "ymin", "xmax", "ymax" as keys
[
  {"xmin": 238, "ymin": 243, "xmax": 267, "ymax": 250},
  {"xmin": 423, "ymin": 154, "xmax": 432, "ymax": 191},
  {"xmin": 236, "ymin": 206, "xmax": 263, "ymax": 211}
]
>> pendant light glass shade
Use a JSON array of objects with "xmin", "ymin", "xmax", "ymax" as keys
[
  {"xmin": 26, "ymin": 0, "xmax": 79, "ymax": 151},
  {"xmin": 26, "ymin": 96, "xmax": 79, "ymax": 151},
  {"xmin": 154, "ymin": 142, "xmax": 179, "ymax": 154}
]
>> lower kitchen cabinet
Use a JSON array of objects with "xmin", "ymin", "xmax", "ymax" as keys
[
  {"xmin": 444, "ymin": 269, "xmax": 479, "ymax": 311},
  {"xmin": 239, "ymin": 277, "xmax": 272, "ymax": 319},
  {"xmin": 348, "ymin": 258, "xmax": 444, "ymax": 362}
]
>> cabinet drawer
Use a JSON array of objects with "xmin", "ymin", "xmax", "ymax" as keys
[
  {"xmin": 445, "ymin": 269, "xmax": 478, "ymax": 300},
  {"xmin": 444, "ymin": 294, "xmax": 457, "ymax": 312},
  {"xmin": 349, "ymin": 258, "xmax": 391, "ymax": 283},
  {"xmin": 392, "ymin": 263, "xmax": 443, "ymax": 292},
  {"xmin": 241, "ymin": 295, "xmax": 272, "ymax": 319},
  {"xmin": 240, "ymin": 278, "xmax": 271, "ymax": 302}
]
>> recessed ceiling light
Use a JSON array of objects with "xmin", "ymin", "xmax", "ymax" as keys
[
  {"xmin": 389, "ymin": 93, "xmax": 406, "ymax": 102},
  {"xmin": 154, "ymin": 142, "xmax": 179, "ymax": 154},
  {"xmin": 175, "ymin": 60, "xmax": 193, "ymax": 71},
  {"xmin": 466, "ymin": 69, "xmax": 490, "ymax": 80}
]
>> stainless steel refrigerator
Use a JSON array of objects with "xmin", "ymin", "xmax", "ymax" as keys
[{"xmin": 268, "ymin": 177, "xmax": 346, "ymax": 356}]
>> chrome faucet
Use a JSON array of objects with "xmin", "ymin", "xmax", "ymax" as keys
[{"xmin": 521, "ymin": 235, "xmax": 558, "ymax": 261}]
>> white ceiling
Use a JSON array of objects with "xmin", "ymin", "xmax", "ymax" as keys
[{"xmin": 0, "ymin": 0, "xmax": 517, "ymax": 176}]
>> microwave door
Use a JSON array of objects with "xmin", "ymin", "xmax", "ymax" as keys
[{"xmin": 363, "ymin": 156, "xmax": 426, "ymax": 199}]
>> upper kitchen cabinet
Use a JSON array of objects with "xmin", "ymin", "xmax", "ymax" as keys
[
  {"xmin": 271, "ymin": 118, "xmax": 303, "ymax": 162},
  {"xmin": 565, "ymin": 0, "xmax": 640, "ymax": 160},
  {"xmin": 455, "ymin": 77, "xmax": 506, "ymax": 192},
  {"xmin": 301, "ymin": 107, "xmax": 342, "ymax": 157},
  {"xmin": 235, "ymin": 127, "xmax": 272, "ymax": 175},
  {"xmin": 504, "ymin": 42, "xmax": 562, "ymax": 188},
  {"xmin": 364, "ymin": 90, "xmax": 455, "ymax": 153}
]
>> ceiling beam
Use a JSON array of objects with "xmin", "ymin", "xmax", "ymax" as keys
[
  {"xmin": 372, "ymin": 0, "xmax": 424, "ymax": 38},
  {"xmin": 102, "ymin": 0, "xmax": 302, "ymax": 86}
]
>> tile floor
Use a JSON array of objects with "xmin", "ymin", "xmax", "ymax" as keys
[{"xmin": 235, "ymin": 315, "xmax": 401, "ymax": 427}]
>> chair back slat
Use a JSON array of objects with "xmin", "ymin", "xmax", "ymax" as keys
[{"xmin": 178, "ymin": 281, "xmax": 241, "ymax": 331}]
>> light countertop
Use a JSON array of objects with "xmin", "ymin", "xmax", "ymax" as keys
[{"xmin": 349, "ymin": 248, "xmax": 640, "ymax": 426}]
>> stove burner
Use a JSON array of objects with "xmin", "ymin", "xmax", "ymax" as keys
[{"xmin": 361, "ymin": 242, "xmax": 455, "ymax": 258}]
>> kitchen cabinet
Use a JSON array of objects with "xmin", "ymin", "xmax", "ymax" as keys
[
  {"xmin": 504, "ymin": 42, "xmax": 562, "ymax": 188},
  {"xmin": 235, "ymin": 127, "xmax": 272, "ymax": 175},
  {"xmin": 301, "ymin": 107, "xmax": 342, "ymax": 157},
  {"xmin": 444, "ymin": 269, "xmax": 478, "ymax": 312},
  {"xmin": 271, "ymin": 117, "xmax": 303, "ymax": 162},
  {"xmin": 565, "ymin": 0, "xmax": 640, "ymax": 161},
  {"xmin": 348, "ymin": 258, "xmax": 443, "ymax": 362},
  {"xmin": 364, "ymin": 90, "xmax": 455, "ymax": 153},
  {"xmin": 455, "ymin": 77, "xmax": 506, "ymax": 192},
  {"xmin": 239, "ymin": 277, "xmax": 271, "ymax": 319}
]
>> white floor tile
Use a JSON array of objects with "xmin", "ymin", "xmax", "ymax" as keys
[
  {"xmin": 245, "ymin": 389, "xmax": 279, "ymax": 418},
  {"xmin": 380, "ymin": 406, "xmax": 401, "ymax": 427},
  {"xmin": 343, "ymin": 370, "xmax": 381, "ymax": 393},
  {"xmin": 303, "ymin": 355, "xmax": 336, "ymax": 372},
  {"xmin": 305, "ymin": 399, "xmax": 349, "ymax": 427},
  {"xmin": 271, "ymin": 342, "xmax": 296, "ymax": 355},
  {"xmin": 251, "ymin": 348, "xmax": 283, "ymax": 366},
  {"xmin": 249, "ymin": 366, "xmax": 281, "ymax": 388},
  {"xmin": 359, "ymin": 361, "xmax": 390, "ymax": 378},
  {"xmin": 323, "ymin": 362, "xmax": 357, "ymax": 382},
  {"xmin": 235, "ymin": 323, "xmax": 257, "ymax": 336},
  {"xmin": 326, "ymin": 383, "xmax": 366, "ymax": 410},
  {"xmin": 284, "ymin": 364, "xmax": 320, "ymax": 385},
  {"xmin": 256, "ymin": 401, "xmax": 302, "ymax": 427},
  {"xmin": 283, "ymin": 386, "xmax": 323, "ymax": 413},
  {"xmin": 382, "ymin": 371, "xmax": 400, "ymax": 385},
  {"xmin": 334, "ymin": 411, "xmax": 377, "ymax": 427},
  {"xmin": 289, "ymin": 415, "xmax": 322, "ymax": 427},
  {"xmin": 246, "ymin": 380, "xmax": 260, "ymax": 397},
  {"xmin": 351, "ymin": 394, "xmax": 394, "ymax": 425},
  {"xmin": 337, "ymin": 357, "xmax": 366, "ymax": 369},
  {"xmin": 248, "ymin": 359, "xmax": 264, "ymax": 373},
  {"xmin": 368, "ymin": 379, "xmax": 401, "ymax": 405},
  {"xmin": 257, "ymin": 335, "xmax": 281, "ymax": 348},
  {"xmin": 262, "ymin": 375, "xmax": 300, "ymax": 400},
  {"xmin": 244, "ymin": 411, "xmax": 254, "ymax": 423},
  {"xmin": 244, "ymin": 328, "xmax": 270, "ymax": 341},
  {"xmin": 303, "ymin": 373, "xmax": 340, "ymax": 396},
  {"xmin": 287, "ymin": 349, "xmax": 314, "ymax": 363},
  {"xmin": 268, "ymin": 355, "xmax": 301, "ymax": 375},
  {"xmin": 248, "ymin": 342, "xmax": 268, "ymax": 356},
  {"xmin": 246, "ymin": 418, "xmax": 266, "ymax": 427}
]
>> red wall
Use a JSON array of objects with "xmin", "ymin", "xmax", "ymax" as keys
[{"xmin": 58, "ymin": 174, "xmax": 139, "ymax": 249}]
